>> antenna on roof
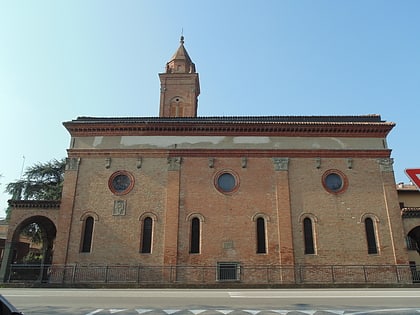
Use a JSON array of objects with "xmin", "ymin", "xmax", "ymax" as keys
[{"xmin": 20, "ymin": 155, "xmax": 25, "ymax": 179}]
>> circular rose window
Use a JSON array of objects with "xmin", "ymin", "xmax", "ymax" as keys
[
  {"xmin": 215, "ymin": 171, "xmax": 239, "ymax": 194},
  {"xmin": 108, "ymin": 171, "xmax": 134, "ymax": 195},
  {"xmin": 322, "ymin": 170, "xmax": 348, "ymax": 194}
]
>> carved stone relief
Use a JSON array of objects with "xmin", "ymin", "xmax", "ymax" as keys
[
  {"xmin": 65, "ymin": 157, "xmax": 81, "ymax": 171},
  {"xmin": 168, "ymin": 157, "xmax": 182, "ymax": 171},
  {"xmin": 273, "ymin": 158, "xmax": 289, "ymax": 171},
  {"xmin": 377, "ymin": 158, "xmax": 394, "ymax": 172},
  {"xmin": 113, "ymin": 200, "xmax": 127, "ymax": 216}
]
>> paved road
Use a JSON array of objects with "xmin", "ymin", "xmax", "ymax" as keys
[{"xmin": 1, "ymin": 288, "xmax": 420, "ymax": 315}]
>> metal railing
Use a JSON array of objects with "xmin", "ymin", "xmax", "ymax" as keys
[{"xmin": 7, "ymin": 264, "xmax": 417, "ymax": 285}]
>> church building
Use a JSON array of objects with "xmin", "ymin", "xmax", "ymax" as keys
[{"xmin": 0, "ymin": 37, "xmax": 412, "ymax": 285}]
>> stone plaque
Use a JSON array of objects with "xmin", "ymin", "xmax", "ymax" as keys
[{"xmin": 113, "ymin": 200, "xmax": 127, "ymax": 216}]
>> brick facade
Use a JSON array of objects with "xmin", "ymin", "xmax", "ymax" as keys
[{"xmin": 1, "ymin": 38, "xmax": 414, "ymax": 285}]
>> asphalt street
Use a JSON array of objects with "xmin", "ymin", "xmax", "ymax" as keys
[{"xmin": 1, "ymin": 288, "xmax": 420, "ymax": 315}]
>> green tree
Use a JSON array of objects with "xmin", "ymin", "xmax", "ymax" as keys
[
  {"xmin": 4, "ymin": 159, "xmax": 65, "ymax": 243},
  {"xmin": 5, "ymin": 158, "xmax": 65, "ymax": 201}
]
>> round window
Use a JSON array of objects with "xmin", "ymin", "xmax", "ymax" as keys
[
  {"xmin": 322, "ymin": 170, "xmax": 348, "ymax": 194},
  {"xmin": 215, "ymin": 171, "xmax": 239, "ymax": 194},
  {"xmin": 108, "ymin": 171, "xmax": 134, "ymax": 195}
]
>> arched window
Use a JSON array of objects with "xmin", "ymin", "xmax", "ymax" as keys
[
  {"xmin": 81, "ymin": 216, "xmax": 94, "ymax": 253},
  {"xmin": 170, "ymin": 97, "xmax": 184, "ymax": 117},
  {"xmin": 303, "ymin": 217, "xmax": 315, "ymax": 255},
  {"xmin": 190, "ymin": 217, "xmax": 200, "ymax": 254},
  {"xmin": 256, "ymin": 217, "xmax": 267, "ymax": 254},
  {"xmin": 141, "ymin": 217, "xmax": 153, "ymax": 254},
  {"xmin": 365, "ymin": 217, "xmax": 378, "ymax": 254}
]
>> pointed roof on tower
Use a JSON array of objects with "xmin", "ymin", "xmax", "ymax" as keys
[{"xmin": 165, "ymin": 36, "xmax": 196, "ymax": 73}]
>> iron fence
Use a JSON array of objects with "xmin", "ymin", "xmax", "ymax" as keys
[{"xmin": 7, "ymin": 264, "xmax": 417, "ymax": 285}]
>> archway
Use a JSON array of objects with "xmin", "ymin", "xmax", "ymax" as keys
[
  {"xmin": 4, "ymin": 216, "xmax": 57, "ymax": 282},
  {"xmin": 407, "ymin": 226, "xmax": 420, "ymax": 253}
]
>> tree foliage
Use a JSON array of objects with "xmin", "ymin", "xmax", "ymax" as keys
[
  {"xmin": 4, "ymin": 158, "xmax": 65, "ymax": 244},
  {"xmin": 5, "ymin": 158, "xmax": 65, "ymax": 201}
]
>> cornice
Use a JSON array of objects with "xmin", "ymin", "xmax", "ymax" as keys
[
  {"xmin": 8, "ymin": 200, "xmax": 61, "ymax": 209},
  {"xmin": 402, "ymin": 207, "xmax": 420, "ymax": 218},
  {"xmin": 63, "ymin": 116, "xmax": 395, "ymax": 138},
  {"xmin": 67, "ymin": 148, "xmax": 392, "ymax": 159}
]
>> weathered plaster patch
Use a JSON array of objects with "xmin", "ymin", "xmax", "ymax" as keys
[
  {"xmin": 92, "ymin": 136, "xmax": 103, "ymax": 147},
  {"xmin": 233, "ymin": 137, "xmax": 271, "ymax": 144},
  {"xmin": 331, "ymin": 137, "xmax": 347, "ymax": 149},
  {"xmin": 120, "ymin": 136, "xmax": 226, "ymax": 148}
]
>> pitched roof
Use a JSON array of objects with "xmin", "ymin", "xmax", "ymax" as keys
[
  {"xmin": 169, "ymin": 36, "xmax": 194, "ymax": 65},
  {"xmin": 68, "ymin": 114, "xmax": 388, "ymax": 124}
]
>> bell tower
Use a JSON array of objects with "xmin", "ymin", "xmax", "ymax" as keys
[{"xmin": 159, "ymin": 36, "xmax": 200, "ymax": 117}]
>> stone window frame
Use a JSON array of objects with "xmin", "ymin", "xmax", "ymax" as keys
[
  {"xmin": 321, "ymin": 169, "xmax": 349, "ymax": 194},
  {"xmin": 252, "ymin": 213, "xmax": 270, "ymax": 255},
  {"xmin": 298, "ymin": 213, "xmax": 318, "ymax": 255},
  {"xmin": 139, "ymin": 212, "xmax": 158, "ymax": 254},
  {"xmin": 79, "ymin": 212, "xmax": 99, "ymax": 253},
  {"xmin": 108, "ymin": 170, "xmax": 135, "ymax": 196},
  {"xmin": 214, "ymin": 169, "xmax": 240, "ymax": 195},
  {"xmin": 187, "ymin": 213, "xmax": 204, "ymax": 254},
  {"xmin": 360, "ymin": 213, "xmax": 380, "ymax": 255}
]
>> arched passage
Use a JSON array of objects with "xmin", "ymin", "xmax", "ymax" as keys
[
  {"xmin": 1, "ymin": 215, "xmax": 57, "ymax": 282},
  {"xmin": 407, "ymin": 226, "xmax": 420, "ymax": 252}
]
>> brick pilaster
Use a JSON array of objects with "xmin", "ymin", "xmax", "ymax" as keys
[{"xmin": 163, "ymin": 157, "xmax": 181, "ymax": 266}]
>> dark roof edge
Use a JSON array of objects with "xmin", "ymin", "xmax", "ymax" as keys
[
  {"xmin": 401, "ymin": 207, "xmax": 420, "ymax": 218},
  {"xmin": 8, "ymin": 200, "xmax": 61, "ymax": 209},
  {"xmin": 67, "ymin": 114, "xmax": 390, "ymax": 124}
]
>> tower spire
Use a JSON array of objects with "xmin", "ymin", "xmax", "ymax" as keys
[{"xmin": 159, "ymin": 37, "xmax": 200, "ymax": 117}]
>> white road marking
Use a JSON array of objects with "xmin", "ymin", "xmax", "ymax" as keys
[
  {"xmin": 190, "ymin": 310, "xmax": 208, "ymax": 314},
  {"xmin": 3, "ymin": 294, "xmax": 43, "ymax": 297},
  {"xmin": 84, "ymin": 308, "xmax": 420, "ymax": 315},
  {"xmin": 135, "ymin": 309, "xmax": 154, "ymax": 314},
  {"xmin": 110, "ymin": 309, "xmax": 128, "ymax": 314},
  {"xmin": 216, "ymin": 310, "xmax": 234, "ymax": 314},
  {"xmin": 228, "ymin": 291, "xmax": 420, "ymax": 299},
  {"xmin": 347, "ymin": 309, "xmax": 420, "ymax": 315},
  {"xmin": 164, "ymin": 309, "xmax": 182, "ymax": 314}
]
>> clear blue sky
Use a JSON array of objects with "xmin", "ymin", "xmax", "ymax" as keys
[{"xmin": 1, "ymin": 1, "xmax": 419, "ymax": 217}]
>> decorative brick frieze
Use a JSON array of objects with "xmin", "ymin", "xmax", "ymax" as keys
[
  {"xmin": 7, "ymin": 200, "xmax": 60, "ymax": 209},
  {"xmin": 63, "ymin": 116, "xmax": 395, "ymax": 138},
  {"xmin": 67, "ymin": 148, "xmax": 393, "ymax": 159}
]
